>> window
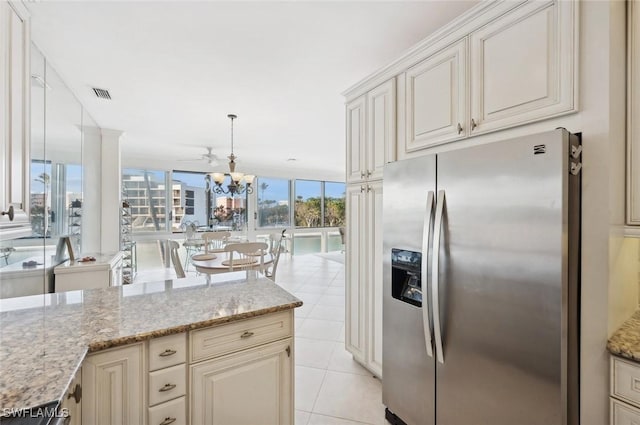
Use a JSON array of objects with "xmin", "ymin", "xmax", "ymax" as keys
[
  {"xmin": 324, "ymin": 182, "xmax": 345, "ymax": 227},
  {"xmin": 122, "ymin": 169, "xmax": 168, "ymax": 232},
  {"xmin": 172, "ymin": 171, "xmax": 208, "ymax": 230},
  {"xmin": 295, "ymin": 180, "xmax": 322, "ymax": 227},
  {"xmin": 29, "ymin": 160, "xmax": 52, "ymax": 237},
  {"xmin": 294, "ymin": 180, "xmax": 345, "ymax": 228},
  {"xmin": 257, "ymin": 178, "xmax": 290, "ymax": 228},
  {"xmin": 171, "ymin": 171, "xmax": 248, "ymax": 232}
]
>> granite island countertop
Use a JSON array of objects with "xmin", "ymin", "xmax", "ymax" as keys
[
  {"xmin": 0, "ymin": 274, "xmax": 302, "ymax": 413},
  {"xmin": 607, "ymin": 310, "xmax": 640, "ymax": 361}
]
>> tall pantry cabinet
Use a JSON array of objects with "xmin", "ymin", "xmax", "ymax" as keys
[
  {"xmin": 344, "ymin": 0, "xmax": 578, "ymax": 377},
  {"xmin": 345, "ymin": 79, "xmax": 395, "ymax": 378}
]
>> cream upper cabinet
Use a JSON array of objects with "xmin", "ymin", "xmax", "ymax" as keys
[
  {"xmin": 190, "ymin": 338, "xmax": 293, "ymax": 425},
  {"xmin": 405, "ymin": 38, "xmax": 467, "ymax": 151},
  {"xmin": 469, "ymin": 0, "xmax": 577, "ymax": 135},
  {"xmin": 346, "ymin": 96, "xmax": 366, "ymax": 183},
  {"xmin": 628, "ymin": 0, "xmax": 640, "ymax": 226},
  {"xmin": 0, "ymin": 1, "xmax": 31, "ymax": 238},
  {"xmin": 367, "ymin": 79, "xmax": 396, "ymax": 180},
  {"xmin": 345, "ymin": 181, "xmax": 383, "ymax": 377},
  {"xmin": 82, "ymin": 343, "xmax": 145, "ymax": 425},
  {"xmin": 346, "ymin": 79, "xmax": 396, "ymax": 183}
]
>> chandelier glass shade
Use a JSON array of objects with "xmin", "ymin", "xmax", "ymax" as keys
[{"xmin": 210, "ymin": 114, "xmax": 254, "ymax": 196}]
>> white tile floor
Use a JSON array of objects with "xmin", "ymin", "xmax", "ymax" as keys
[
  {"xmin": 134, "ymin": 251, "xmax": 386, "ymax": 425},
  {"xmin": 275, "ymin": 254, "xmax": 387, "ymax": 425}
]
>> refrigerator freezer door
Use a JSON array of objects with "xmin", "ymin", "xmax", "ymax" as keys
[
  {"xmin": 434, "ymin": 129, "xmax": 574, "ymax": 425},
  {"xmin": 383, "ymin": 155, "xmax": 436, "ymax": 425}
]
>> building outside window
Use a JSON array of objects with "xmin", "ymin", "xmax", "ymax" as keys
[
  {"xmin": 172, "ymin": 171, "xmax": 208, "ymax": 231},
  {"xmin": 122, "ymin": 169, "xmax": 168, "ymax": 232}
]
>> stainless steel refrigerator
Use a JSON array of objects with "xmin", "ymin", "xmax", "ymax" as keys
[{"xmin": 382, "ymin": 129, "xmax": 580, "ymax": 425}]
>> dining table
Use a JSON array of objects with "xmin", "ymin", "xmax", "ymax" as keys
[{"xmin": 190, "ymin": 250, "xmax": 274, "ymax": 277}]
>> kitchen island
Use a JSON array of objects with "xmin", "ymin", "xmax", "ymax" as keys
[{"xmin": 0, "ymin": 273, "xmax": 301, "ymax": 424}]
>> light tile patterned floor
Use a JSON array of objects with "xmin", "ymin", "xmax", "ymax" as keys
[
  {"xmin": 134, "ymin": 252, "xmax": 386, "ymax": 425},
  {"xmin": 275, "ymin": 254, "xmax": 386, "ymax": 425}
]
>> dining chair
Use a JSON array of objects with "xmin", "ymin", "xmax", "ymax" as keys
[
  {"xmin": 202, "ymin": 231, "xmax": 231, "ymax": 253},
  {"xmin": 182, "ymin": 221, "xmax": 205, "ymax": 271},
  {"xmin": 264, "ymin": 230, "xmax": 286, "ymax": 282},
  {"xmin": 168, "ymin": 240, "xmax": 186, "ymax": 279},
  {"xmin": 224, "ymin": 242, "xmax": 269, "ymax": 273}
]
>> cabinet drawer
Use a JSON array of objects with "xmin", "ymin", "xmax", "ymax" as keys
[
  {"xmin": 148, "ymin": 396, "xmax": 186, "ymax": 425},
  {"xmin": 190, "ymin": 311, "xmax": 292, "ymax": 363},
  {"xmin": 612, "ymin": 357, "xmax": 640, "ymax": 408},
  {"xmin": 148, "ymin": 364, "xmax": 186, "ymax": 407},
  {"xmin": 611, "ymin": 398, "xmax": 640, "ymax": 425},
  {"xmin": 149, "ymin": 333, "xmax": 187, "ymax": 371}
]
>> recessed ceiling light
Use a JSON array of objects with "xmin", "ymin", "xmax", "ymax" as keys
[{"xmin": 287, "ymin": 158, "xmax": 297, "ymax": 162}]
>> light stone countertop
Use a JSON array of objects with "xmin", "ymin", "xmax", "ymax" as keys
[
  {"xmin": 0, "ymin": 274, "xmax": 302, "ymax": 412},
  {"xmin": 607, "ymin": 310, "xmax": 640, "ymax": 361}
]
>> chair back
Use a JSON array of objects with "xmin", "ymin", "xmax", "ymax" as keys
[
  {"xmin": 202, "ymin": 231, "xmax": 231, "ymax": 253},
  {"xmin": 184, "ymin": 222, "xmax": 198, "ymax": 240},
  {"xmin": 224, "ymin": 242, "xmax": 268, "ymax": 271},
  {"xmin": 265, "ymin": 230, "xmax": 286, "ymax": 281},
  {"xmin": 168, "ymin": 240, "xmax": 186, "ymax": 278}
]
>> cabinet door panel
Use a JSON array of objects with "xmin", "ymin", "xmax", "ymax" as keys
[
  {"xmin": 470, "ymin": 0, "xmax": 577, "ymax": 134},
  {"xmin": 345, "ymin": 184, "xmax": 366, "ymax": 362},
  {"xmin": 366, "ymin": 181, "xmax": 383, "ymax": 378},
  {"xmin": 190, "ymin": 338, "xmax": 292, "ymax": 425},
  {"xmin": 82, "ymin": 344, "xmax": 144, "ymax": 425},
  {"xmin": 346, "ymin": 96, "xmax": 366, "ymax": 183},
  {"xmin": 611, "ymin": 399, "xmax": 640, "ymax": 425},
  {"xmin": 367, "ymin": 79, "xmax": 396, "ymax": 180},
  {"xmin": 405, "ymin": 38, "xmax": 467, "ymax": 152}
]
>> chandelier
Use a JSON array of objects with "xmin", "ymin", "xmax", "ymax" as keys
[{"xmin": 210, "ymin": 114, "xmax": 255, "ymax": 196}]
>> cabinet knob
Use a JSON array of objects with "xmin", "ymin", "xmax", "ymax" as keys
[
  {"xmin": 457, "ymin": 123, "xmax": 463, "ymax": 134},
  {"xmin": 360, "ymin": 172, "xmax": 365, "ymax": 179},
  {"xmin": 367, "ymin": 186, "xmax": 372, "ymax": 193},
  {"xmin": 67, "ymin": 383, "xmax": 82, "ymax": 404},
  {"xmin": 366, "ymin": 170, "xmax": 372, "ymax": 178},
  {"xmin": 360, "ymin": 186, "xmax": 366, "ymax": 193},
  {"xmin": 1, "ymin": 206, "xmax": 14, "ymax": 221},
  {"xmin": 470, "ymin": 118, "xmax": 477, "ymax": 131},
  {"xmin": 159, "ymin": 417, "xmax": 177, "ymax": 425},
  {"xmin": 159, "ymin": 383, "xmax": 177, "ymax": 392},
  {"xmin": 158, "ymin": 348, "xmax": 177, "ymax": 357},
  {"xmin": 240, "ymin": 331, "xmax": 254, "ymax": 339}
]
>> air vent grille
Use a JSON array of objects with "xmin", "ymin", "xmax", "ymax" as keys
[{"xmin": 92, "ymin": 87, "xmax": 111, "ymax": 100}]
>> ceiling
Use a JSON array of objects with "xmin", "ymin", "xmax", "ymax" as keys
[{"xmin": 27, "ymin": 1, "xmax": 478, "ymax": 181}]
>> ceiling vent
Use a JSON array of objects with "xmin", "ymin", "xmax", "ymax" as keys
[{"xmin": 92, "ymin": 87, "xmax": 111, "ymax": 100}]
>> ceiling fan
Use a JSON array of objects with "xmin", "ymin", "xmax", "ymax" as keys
[{"xmin": 178, "ymin": 147, "xmax": 219, "ymax": 166}]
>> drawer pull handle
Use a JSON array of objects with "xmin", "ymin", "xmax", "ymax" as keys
[
  {"xmin": 159, "ymin": 417, "xmax": 176, "ymax": 425},
  {"xmin": 159, "ymin": 383, "xmax": 177, "ymax": 392},
  {"xmin": 240, "ymin": 331, "xmax": 254, "ymax": 339},
  {"xmin": 67, "ymin": 383, "xmax": 82, "ymax": 403},
  {"xmin": 159, "ymin": 349, "xmax": 177, "ymax": 357}
]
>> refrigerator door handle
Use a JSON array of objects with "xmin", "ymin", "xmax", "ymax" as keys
[
  {"xmin": 432, "ymin": 190, "xmax": 445, "ymax": 364},
  {"xmin": 421, "ymin": 191, "xmax": 435, "ymax": 358}
]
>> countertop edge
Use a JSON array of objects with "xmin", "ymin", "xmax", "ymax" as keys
[
  {"xmin": 86, "ymin": 300, "xmax": 302, "ymax": 352},
  {"xmin": 607, "ymin": 309, "xmax": 640, "ymax": 363}
]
